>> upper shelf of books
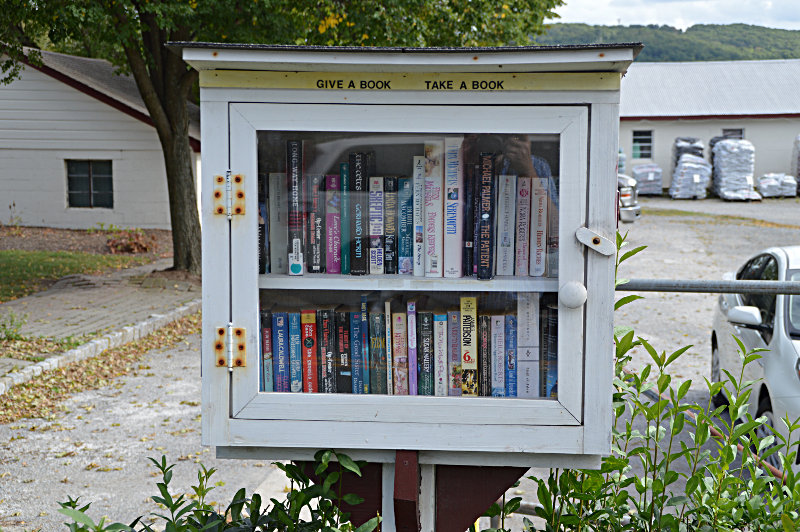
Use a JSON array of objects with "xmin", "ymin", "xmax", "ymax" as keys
[{"xmin": 258, "ymin": 131, "xmax": 560, "ymax": 283}]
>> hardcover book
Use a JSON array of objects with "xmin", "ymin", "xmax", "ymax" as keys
[
  {"xmin": 258, "ymin": 202, "xmax": 268, "ymax": 275},
  {"xmin": 505, "ymin": 314, "xmax": 518, "ymax": 397},
  {"xmin": 471, "ymin": 163, "xmax": 481, "ymax": 276},
  {"xmin": 325, "ymin": 174, "xmax": 341, "ymax": 274},
  {"xmin": 360, "ymin": 294, "xmax": 370, "ymax": 393},
  {"xmin": 517, "ymin": 292, "xmax": 540, "ymax": 398},
  {"xmin": 447, "ymin": 310, "xmax": 462, "ymax": 396},
  {"xmin": 286, "ymin": 141, "xmax": 304, "ymax": 276},
  {"xmin": 384, "ymin": 299, "xmax": 394, "ymax": 395},
  {"xmin": 412, "ymin": 156, "xmax": 426, "ymax": 277},
  {"xmin": 496, "ymin": 175, "xmax": 517, "ymax": 276},
  {"xmin": 477, "ymin": 153, "xmax": 496, "ymax": 280},
  {"xmin": 368, "ymin": 176, "xmax": 385, "ymax": 275},
  {"xmin": 417, "ymin": 311, "xmax": 434, "ymax": 396},
  {"xmin": 514, "ymin": 177, "xmax": 532, "ymax": 276},
  {"xmin": 349, "ymin": 152, "xmax": 368, "ymax": 276},
  {"xmin": 433, "ymin": 313, "xmax": 448, "ymax": 396},
  {"xmin": 369, "ymin": 308, "xmax": 388, "ymax": 394},
  {"xmin": 272, "ymin": 312, "xmax": 290, "ymax": 392},
  {"xmin": 530, "ymin": 177, "xmax": 548, "ymax": 277},
  {"xmin": 546, "ymin": 177, "xmax": 560, "ymax": 278},
  {"xmin": 268, "ymin": 172, "xmax": 288, "ymax": 275},
  {"xmin": 301, "ymin": 309, "xmax": 318, "ymax": 393},
  {"xmin": 478, "ymin": 314, "xmax": 492, "ymax": 397},
  {"xmin": 335, "ymin": 309, "xmax": 353, "ymax": 394},
  {"xmin": 460, "ymin": 296, "xmax": 478, "ymax": 396},
  {"xmin": 260, "ymin": 308, "xmax": 273, "ymax": 392},
  {"xmin": 424, "ymin": 140, "xmax": 444, "ymax": 277},
  {"xmin": 383, "ymin": 176, "xmax": 399, "ymax": 275},
  {"xmin": 350, "ymin": 311, "xmax": 364, "ymax": 394},
  {"xmin": 317, "ymin": 307, "xmax": 337, "ymax": 393},
  {"xmin": 443, "ymin": 137, "xmax": 464, "ymax": 278},
  {"xmin": 306, "ymin": 173, "xmax": 325, "ymax": 273},
  {"xmin": 397, "ymin": 176, "xmax": 414, "ymax": 274},
  {"xmin": 461, "ymin": 164, "xmax": 476, "ymax": 277},
  {"xmin": 541, "ymin": 298, "xmax": 559, "ymax": 398},
  {"xmin": 391, "ymin": 312, "xmax": 409, "ymax": 395},
  {"xmin": 288, "ymin": 312, "xmax": 303, "ymax": 392},
  {"xmin": 340, "ymin": 163, "xmax": 351, "ymax": 275},
  {"xmin": 407, "ymin": 299, "xmax": 419, "ymax": 395},
  {"xmin": 490, "ymin": 315, "xmax": 506, "ymax": 397}
]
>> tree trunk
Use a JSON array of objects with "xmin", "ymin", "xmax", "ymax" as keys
[{"xmin": 161, "ymin": 129, "xmax": 201, "ymax": 275}]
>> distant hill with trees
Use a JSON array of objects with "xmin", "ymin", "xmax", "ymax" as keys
[{"xmin": 536, "ymin": 23, "xmax": 800, "ymax": 62}]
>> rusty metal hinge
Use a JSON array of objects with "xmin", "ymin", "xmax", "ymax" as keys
[
  {"xmin": 212, "ymin": 171, "xmax": 245, "ymax": 218},
  {"xmin": 214, "ymin": 324, "xmax": 246, "ymax": 370}
]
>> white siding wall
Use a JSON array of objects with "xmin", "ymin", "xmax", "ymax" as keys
[
  {"xmin": 0, "ymin": 65, "xmax": 172, "ymax": 229},
  {"xmin": 620, "ymin": 118, "xmax": 800, "ymax": 190}
]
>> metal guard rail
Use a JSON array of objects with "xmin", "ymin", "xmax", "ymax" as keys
[{"xmin": 616, "ymin": 279, "xmax": 800, "ymax": 295}]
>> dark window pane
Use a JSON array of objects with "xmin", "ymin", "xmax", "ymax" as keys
[
  {"xmin": 67, "ymin": 160, "xmax": 90, "ymax": 177},
  {"xmin": 68, "ymin": 175, "xmax": 90, "ymax": 193},
  {"xmin": 92, "ymin": 176, "xmax": 113, "ymax": 192},
  {"xmin": 93, "ymin": 192, "xmax": 113, "ymax": 208},
  {"xmin": 68, "ymin": 192, "xmax": 91, "ymax": 208},
  {"xmin": 92, "ymin": 161, "xmax": 112, "ymax": 177}
]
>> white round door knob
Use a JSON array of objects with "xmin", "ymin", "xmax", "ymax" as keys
[{"xmin": 559, "ymin": 281, "xmax": 587, "ymax": 309}]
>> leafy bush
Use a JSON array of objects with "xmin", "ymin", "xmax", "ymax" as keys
[{"xmin": 106, "ymin": 229, "xmax": 157, "ymax": 254}]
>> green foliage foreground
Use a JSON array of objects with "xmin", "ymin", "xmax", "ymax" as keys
[{"xmin": 59, "ymin": 234, "xmax": 800, "ymax": 531}]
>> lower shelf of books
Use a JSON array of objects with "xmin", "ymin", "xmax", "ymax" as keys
[{"xmin": 258, "ymin": 289, "xmax": 558, "ymax": 399}]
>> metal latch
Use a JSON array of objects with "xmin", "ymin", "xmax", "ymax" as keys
[
  {"xmin": 214, "ymin": 324, "xmax": 246, "ymax": 370},
  {"xmin": 212, "ymin": 172, "xmax": 245, "ymax": 218},
  {"xmin": 575, "ymin": 227, "xmax": 615, "ymax": 256}
]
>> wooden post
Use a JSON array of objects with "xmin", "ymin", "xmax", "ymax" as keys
[{"xmin": 393, "ymin": 450, "xmax": 421, "ymax": 531}]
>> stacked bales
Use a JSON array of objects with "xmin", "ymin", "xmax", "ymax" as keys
[
  {"xmin": 712, "ymin": 139, "xmax": 761, "ymax": 201},
  {"xmin": 672, "ymin": 137, "xmax": 704, "ymax": 171},
  {"xmin": 670, "ymin": 154, "xmax": 711, "ymax": 199},
  {"xmin": 792, "ymin": 135, "xmax": 800, "ymax": 195},
  {"xmin": 632, "ymin": 163, "xmax": 663, "ymax": 195},
  {"xmin": 758, "ymin": 173, "xmax": 797, "ymax": 198}
]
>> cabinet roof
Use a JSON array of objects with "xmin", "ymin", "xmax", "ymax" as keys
[{"xmin": 173, "ymin": 43, "xmax": 641, "ymax": 74}]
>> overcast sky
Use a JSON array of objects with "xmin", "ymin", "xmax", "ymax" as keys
[{"xmin": 548, "ymin": 0, "xmax": 800, "ymax": 30}]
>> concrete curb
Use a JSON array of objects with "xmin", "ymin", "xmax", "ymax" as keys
[{"xmin": 0, "ymin": 298, "xmax": 201, "ymax": 396}]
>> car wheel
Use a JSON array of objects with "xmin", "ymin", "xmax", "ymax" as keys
[
  {"xmin": 755, "ymin": 397, "xmax": 783, "ymax": 472},
  {"xmin": 711, "ymin": 344, "xmax": 728, "ymax": 407}
]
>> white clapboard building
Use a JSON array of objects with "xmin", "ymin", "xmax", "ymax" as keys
[
  {"xmin": 0, "ymin": 49, "xmax": 200, "ymax": 229},
  {"xmin": 620, "ymin": 59, "xmax": 800, "ymax": 189}
]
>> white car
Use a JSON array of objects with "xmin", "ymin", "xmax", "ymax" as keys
[{"xmin": 711, "ymin": 246, "xmax": 800, "ymax": 469}]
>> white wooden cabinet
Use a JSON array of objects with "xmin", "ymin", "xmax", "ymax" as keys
[{"xmin": 183, "ymin": 43, "xmax": 639, "ymax": 469}]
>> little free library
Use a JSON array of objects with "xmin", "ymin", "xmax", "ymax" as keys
[{"xmin": 179, "ymin": 42, "xmax": 641, "ymax": 530}]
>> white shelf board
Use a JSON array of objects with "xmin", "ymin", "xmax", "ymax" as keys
[{"xmin": 258, "ymin": 273, "xmax": 559, "ymax": 292}]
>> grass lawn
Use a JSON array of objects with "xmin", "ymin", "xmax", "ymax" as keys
[{"xmin": 0, "ymin": 249, "xmax": 145, "ymax": 303}]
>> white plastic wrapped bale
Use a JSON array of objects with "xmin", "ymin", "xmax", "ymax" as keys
[
  {"xmin": 792, "ymin": 135, "xmax": 800, "ymax": 189},
  {"xmin": 670, "ymin": 154, "xmax": 712, "ymax": 199},
  {"xmin": 618, "ymin": 148, "xmax": 626, "ymax": 175},
  {"xmin": 781, "ymin": 174, "xmax": 798, "ymax": 197},
  {"xmin": 712, "ymin": 139, "xmax": 761, "ymax": 201},
  {"xmin": 632, "ymin": 163, "xmax": 663, "ymax": 195},
  {"xmin": 758, "ymin": 173, "xmax": 784, "ymax": 198},
  {"xmin": 672, "ymin": 137, "xmax": 704, "ymax": 172}
]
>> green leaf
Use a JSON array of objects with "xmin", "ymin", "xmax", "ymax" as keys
[
  {"xmin": 783, "ymin": 513, "xmax": 796, "ymax": 532},
  {"xmin": 58, "ymin": 507, "xmax": 97, "ymax": 528},
  {"xmin": 354, "ymin": 516, "xmax": 382, "ymax": 532},
  {"xmin": 341, "ymin": 493, "xmax": 364, "ymax": 506},
  {"xmin": 336, "ymin": 453, "xmax": 362, "ymax": 477},
  {"xmin": 615, "ymin": 294, "xmax": 643, "ymax": 310},
  {"xmin": 619, "ymin": 245, "xmax": 647, "ymax": 264}
]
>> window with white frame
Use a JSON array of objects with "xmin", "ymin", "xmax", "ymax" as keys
[
  {"xmin": 632, "ymin": 130, "xmax": 653, "ymax": 159},
  {"xmin": 67, "ymin": 160, "xmax": 113, "ymax": 208},
  {"xmin": 722, "ymin": 128, "xmax": 744, "ymax": 139}
]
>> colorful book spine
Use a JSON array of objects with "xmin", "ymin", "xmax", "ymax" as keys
[
  {"xmin": 505, "ymin": 314, "xmax": 517, "ymax": 397},
  {"xmin": 288, "ymin": 312, "xmax": 303, "ymax": 392},
  {"xmin": 301, "ymin": 309, "xmax": 318, "ymax": 393},
  {"xmin": 444, "ymin": 137, "xmax": 464, "ymax": 278},
  {"xmin": 286, "ymin": 141, "xmax": 304, "ymax": 276},
  {"xmin": 268, "ymin": 172, "xmax": 288, "ymax": 275},
  {"xmin": 306, "ymin": 173, "xmax": 325, "ymax": 273},
  {"xmin": 369, "ymin": 310, "xmax": 388, "ymax": 394},
  {"xmin": 530, "ymin": 177, "xmax": 548, "ymax": 277},
  {"xmin": 272, "ymin": 312, "xmax": 290, "ymax": 392},
  {"xmin": 407, "ymin": 300, "xmax": 419, "ymax": 395},
  {"xmin": 317, "ymin": 308, "xmax": 337, "ymax": 393},
  {"xmin": 397, "ymin": 176, "xmax": 414, "ymax": 274},
  {"xmin": 335, "ymin": 309, "xmax": 352, "ymax": 394},
  {"xmin": 477, "ymin": 153, "xmax": 496, "ymax": 280},
  {"xmin": 460, "ymin": 296, "xmax": 478, "ymax": 396},
  {"xmin": 478, "ymin": 314, "xmax": 492, "ymax": 397},
  {"xmin": 496, "ymin": 174, "xmax": 517, "ymax": 276},
  {"xmin": 447, "ymin": 310, "xmax": 462, "ymax": 396},
  {"xmin": 383, "ymin": 176, "xmax": 399, "ymax": 275},
  {"xmin": 392, "ymin": 312, "xmax": 409, "ymax": 395},
  {"xmin": 258, "ymin": 202, "xmax": 268, "ymax": 274},
  {"xmin": 260, "ymin": 309, "xmax": 273, "ymax": 392},
  {"xmin": 360, "ymin": 294, "xmax": 370, "ymax": 393},
  {"xmin": 462, "ymin": 164, "xmax": 475, "ymax": 277},
  {"xmin": 349, "ymin": 153, "xmax": 368, "ymax": 275},
  {"xmin": 471, "ymin": 163, "xmax": 481, "ymax": 275},
  {"xmin": 433, "ymin": 313, "xmax": 448, "ymax": 397},
  {"xmin": 514, "ymin": 177, "xmax": 532, "ymax": 277},
  {"xmin": 542, "ymin": 299, "xmax": 559, "ymax": 398},
  {"xmin": 490, "ymin": 315, "xmax": 506, "ymax": 397},
  {"xmin": 350, "ymin": 311, "xmax": 364, "ymax": 394},
  {"xmin": 325, "ymin": 174, "xmax": 341, "ymax": 274},
  {"xmin": 424, "ymin": 140, "xmax": 444, "ymax": 277},
  {"xmin": 546, "ymin": 178, "xmax": 560, "ymax": 278},
  {"xmin": 368, "ymin": 176, "xmax": 385, "ymax": 275},
  {"xmin": 340, "ymin": 163, "xmax": 351, "ymax": 275},
  {"xmin": 517, "ymin": 292, "xmax": 540, "ymax": 398},
  {"xmin": 417, "ymin": 311, "xmax": 434, "ymax": 396},
  {"xmin": 384, "ymin": 299, "xmax": 394, "ymax": 395},
  {"xmin": 412, "ymin": 156, "xmax": 426, "ymax": 277}
]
